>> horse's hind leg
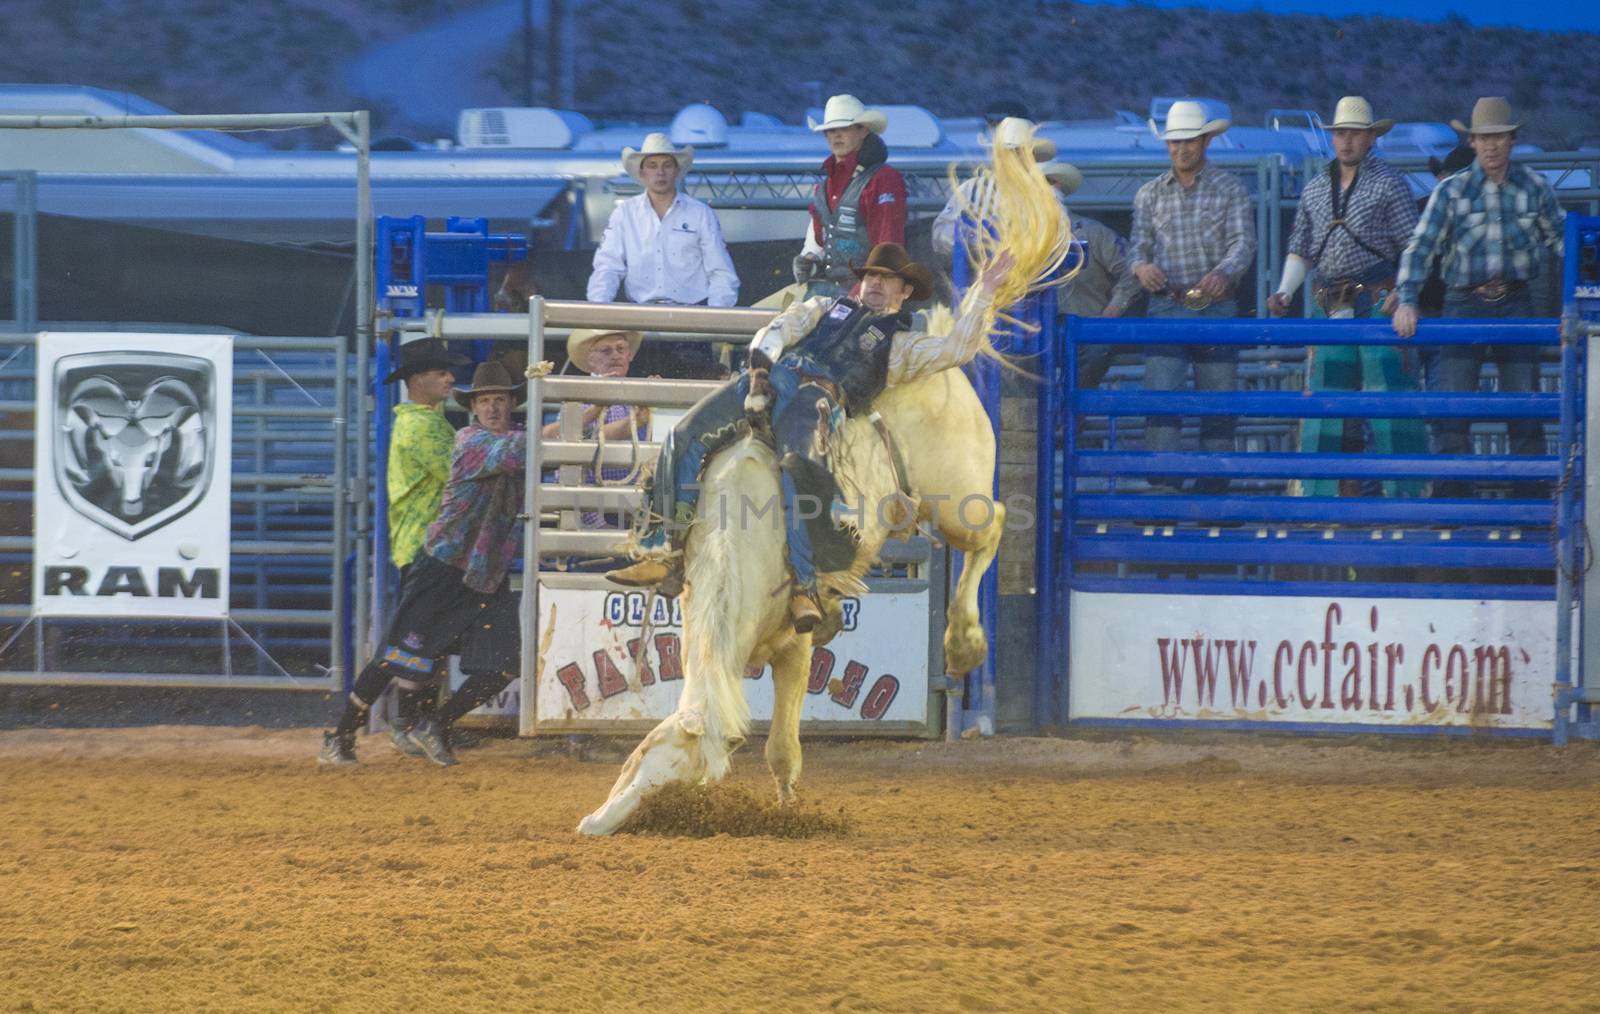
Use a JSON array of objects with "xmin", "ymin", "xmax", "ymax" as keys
[
  {"xmin": 941, "ymin": 500, "xmax": 1006, "ymax": 676},
  {"xmin": 764, "ymin": 634, "xmax": 811, "ymax": 806}
]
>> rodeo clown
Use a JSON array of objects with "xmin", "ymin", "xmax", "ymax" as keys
[
  {"xmin": 320, "ymin": 361, "xmax": 528, "ymax": 768},
  {"xmin": 607, "ymin": 242, "xmax": 1012, "ymax": 632}
]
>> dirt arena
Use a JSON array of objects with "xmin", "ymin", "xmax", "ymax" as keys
[{"xmin": 1, "ymin": 727, "xmax": 1598, "ymax": 1012}]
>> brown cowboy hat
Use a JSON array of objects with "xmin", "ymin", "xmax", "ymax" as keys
[
  {"xmin": 453, "ymin": 359, "xmax": 525, "ymax": 410},
  {"xmin": 849, "ymin": 243, "xmax": 934, "ymax": 303},
  {"xmin": 1451, "ymin": 96, "xmax": 1520, "ymax": 136}
]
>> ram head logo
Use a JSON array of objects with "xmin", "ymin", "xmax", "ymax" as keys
[{"xmin": 53, "ymin": 353, "xmax": 216, "ymax": 540}]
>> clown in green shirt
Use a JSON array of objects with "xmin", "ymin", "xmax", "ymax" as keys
[{"xmin": 385, "ymin": 339, "xmax": 460, "ymax": 571}]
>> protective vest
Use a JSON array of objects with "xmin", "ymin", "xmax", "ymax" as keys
[
  {"xmin": 810, "ymin": 166, "xmax": 884, "ymax": 287},
  {"xmin": 785, "ymin": 299, "xmax": 911, "ymax": 414}
]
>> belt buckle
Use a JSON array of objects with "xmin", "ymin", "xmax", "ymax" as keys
[
  {"xmin": 1182, "ymin": 286, "xmax": 1212, "ymax": 311},
  {"xmin": 1476, "ymin": 280, "xmax": 1510, "ymax": 303}
]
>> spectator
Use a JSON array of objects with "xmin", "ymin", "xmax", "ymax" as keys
[
  {"xmin": 320, "ymin": 362, "xmax": 528, "ymax": 768},
  {"xmin": 1043, "ymin": 162, "xmax": 1142, "ymax": 390},
  {"xmin": 543, "ymin": 328, "xmax": 649, "ymax": 529},
  {"xmin": 1267, "ymin": 97, "xmax": 1426, "ymax": 497},
  {"xmin": 794, "ymin": 94, "xmax": 907, "ymax": 298},
  {"xmin": 1128, "ymin": 101, "xmax": 1256, "ymax": 490},
  {"xmin": 1393, "ymin": 97, "xmax": 1566, "ymax": 496},
  {"xmin": 587, "ymin": 131, "xmax": 738, "ymax": 377},
  {"xmin": 381, "ymin": 337, "xmax": 461, "ymax": 751}
]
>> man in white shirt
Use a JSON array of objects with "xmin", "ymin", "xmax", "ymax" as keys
[{"xmin": 587, "ymin": 133, "xmax": 739, "ymax": 375}]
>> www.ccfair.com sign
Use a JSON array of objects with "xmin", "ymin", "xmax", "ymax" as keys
[
  {"xmin": 1069, "ymin": 592, "xmax": 1554, "ymax": 730},
  {"xmin": 33, "ymin": 333, "xmax": 233, "ymax": 618}
]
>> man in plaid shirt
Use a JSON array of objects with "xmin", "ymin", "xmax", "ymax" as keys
[
  {"xmin": 1128, "ymin": 101, "xmax": 1255, "ymax": 490},
  {"xmin": 1268, "ymin": 97, "xmax": 1425, "ymax": 497},
  {"xmin": 1392, "ymin": 97, "xmax": 1566, "ymax": 486}
]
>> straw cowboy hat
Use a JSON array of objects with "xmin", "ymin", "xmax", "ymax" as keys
[
  {"xmin": 1329, "ymin": 96, "xmax": 1393, "ymax": 137},
  {"xmin": 382, "ymin": 337, "xmax": 463, "ymax": 384},
  {"xmin": 849, "ymin": 243, "xmax": 934, "ymax": 302},
  {"xmin": 1452, "ymin": 96, "xmax": 1520, "ymax": 136},
  {"xmin": 985, "ymin": 116, "xmax": 1057, "ymax": 161},
  {"xmin": 808, "ymin": 94, "xmax": 888, "ymax": 134},
  {"xmin": 1039, "ymin": 161, "xmax": 1084, "ymax": 195},
  {"xmin": 622, "ymin": 132, "xmax": 693, "ymax": 183},
  {"xmin": 566, "ymin": 328, "xmax": 643, "ymax": 374},
  {"xmin": 1150, "ymin": 100, "xmax": 1230, "ymax": 141},
  {"xmin": 453, "ymin": 359, "xmax": 525, "ymax": 409}
]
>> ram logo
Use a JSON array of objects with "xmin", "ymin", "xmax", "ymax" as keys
[{"xmin": 53, "ymin": 352, "xmax": 216, "ymax": 541}]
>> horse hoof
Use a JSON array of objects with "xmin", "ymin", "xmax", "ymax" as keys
[{"xmin": 576, "ymin": 813, "xmax": 613, "ymax": 837}]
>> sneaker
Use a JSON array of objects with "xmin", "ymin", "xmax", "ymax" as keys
[
  {"xmin": 318, "ymin": 731, "xmax": 357, "ymax": 766},
  {"xmin": 790, "ymin": 593, "xmax": 822, "ymax": 634},
  {"xmin": 388, "ymin": 723, "xmax": 425, "ymax": 758},
  {"xmin": 406, "ymin": 717, "xmax": 459, "ymax": 768}
]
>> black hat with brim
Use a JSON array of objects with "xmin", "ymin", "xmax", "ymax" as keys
[{"xmin": 383, "ymin": 338, "xmax": 464, "ymax": 384}]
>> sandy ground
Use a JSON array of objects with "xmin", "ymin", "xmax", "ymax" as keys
[{"xmin": 1, "ymin": 727, "xmax": 1598, "ymax": 1012}]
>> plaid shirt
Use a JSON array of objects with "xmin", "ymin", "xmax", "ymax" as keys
[
  {"xmin": 387, "ymin": 402, "xmax": 455, "ymax": 568},
  {"xmin": 580, "ymin": 404, "xmax": 644, "ymax": 529},
  {"xmin": 1128, "ymin": 164, "xmax": 1256, "ymax": 292},
  {"xmin": 1396, "ymin": 162, "xmax": 1566, "ymax": 305},
  {"xmin": 423, "ymin": 424, "xmax": 526, "ymax": 593},
  {"xmin": 1288, "ymin": 154, "xmax": 1419, "ymax": 281}
]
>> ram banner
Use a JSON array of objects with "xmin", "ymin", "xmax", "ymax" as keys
[
  {"xmin": 33, "ymin": 333, "xmax": 233, "ymax": 618},
  {"xmin": 1069, "ymin": 592, "xmax": 1555, "ymax": 730}
]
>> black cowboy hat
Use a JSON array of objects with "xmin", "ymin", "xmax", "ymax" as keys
[
  {"xmin": 452, "ymin": 359, "xmax": 526, "ymax": 410},
  {"xmin": 382, "ymin": 338, "xmax": 465, "ymax": 384},
  {"xmin": 849, "ymin": 243, "xmax": 935, "ymax": 303}
]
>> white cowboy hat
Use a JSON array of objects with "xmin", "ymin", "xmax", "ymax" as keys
[
  {"xmin": 621, "ymin": 132, "xmax": 694, "ymax": 183},
  {"xmin": 1150, "ymin": 100, "xmax": 1230, "ymax": 142},
  {"xmin": 1329, "ymin": 96, "xmax": 1393, "ymax": 137},
  {"xmin": 566, "ymin": 328, "xmax": 643, "ymax": 374},
  {"xmin": 985, "ymin": 116, "xmax": 1057, "ymax": 161},
  {"xmin": 1040, "ymin": 161, "xmax": 1083, "ymax": 195},
  {"xmin": 807, "ymin": 94, "xmax": 888, "ymax": 134},
  {"xmin": 1451, "ymin": 96, "xmax": 1520, "ymax": 136}
]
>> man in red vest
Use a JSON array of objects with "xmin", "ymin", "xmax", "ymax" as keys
[{"xmin": 793, "ymin": 94, "xmax": 907, "ymax": 298}]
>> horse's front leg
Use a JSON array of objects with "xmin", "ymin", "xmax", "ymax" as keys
[{"xmin": 764, "ymin": 633, "xmax": 812, "ymax": 806}]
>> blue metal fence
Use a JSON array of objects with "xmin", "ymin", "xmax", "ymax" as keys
[{"xmin": 1035, "ymin": 314, "xmax": 1584, "ymax": 739}]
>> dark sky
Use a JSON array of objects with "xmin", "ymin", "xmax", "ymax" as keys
[{"xmin": 1081, "ymin": 0, "xmax": 1600, "ymax": 33}]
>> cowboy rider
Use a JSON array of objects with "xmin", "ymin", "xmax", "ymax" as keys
[
  {"xmin": 793, "ymin": 95, "xmax": 908, "ymax": 299},
  {"xmin": 607, "ymin": 243, "xmax": 1012, "ymax": 632}
]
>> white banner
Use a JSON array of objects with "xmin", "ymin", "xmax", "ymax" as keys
[
  {"xmin": 1070, "ymin": 592, "xmax": 1554, "ymax": 730},
  {"xmin": 33, "ymin": 333, "xmax": 233, "ymax": 618},
  {"xmin": 481, "ymin": 586, "xmax": 928, "ymax": 726}
]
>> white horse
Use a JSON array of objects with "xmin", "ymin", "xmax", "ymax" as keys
[{"xmin": 576, "ymin": 364, "xmax": 1002, "ymax": 835}]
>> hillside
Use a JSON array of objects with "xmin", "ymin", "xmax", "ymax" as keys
[{"xmin": 1, "ymin": 0, "xmax": 1596, "ymax": 148}]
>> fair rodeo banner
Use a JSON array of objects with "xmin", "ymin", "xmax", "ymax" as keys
[
  {"xmin": 464, "ymin": 586, "xmax": 929, "ymax": 727},
  {"xmin": 33, "ymin": 333, "xmax": 233, "ymax": 618},
  {"xmin": 1070, "ymin": 592, "xmax": 1554, "ymax": 730}
]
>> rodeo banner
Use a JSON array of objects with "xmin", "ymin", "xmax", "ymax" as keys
[
  {"xmin": 1069, "ymin": 592, "xmax": 1555, "ymax": 731},
  {"xmin": 453, "ymin": 584, "xmax": 931, "ymax": 728},
  {"xmin": 33, "ymin": 333, "xmax": 233, "ymax": 619}
]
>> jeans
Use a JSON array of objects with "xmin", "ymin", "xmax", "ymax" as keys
[
  {"xmin": 1142, "ymin": 298, "xmax": 1239, "ymax": 489},
  {"xmin": 1425, "ymin": 287, "xmax": 1543, "ymax": 496}
]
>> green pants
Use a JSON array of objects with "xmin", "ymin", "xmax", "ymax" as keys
[{"xmin": 1299, "ymin": 343, "xmax": 1426, "ymax": 498}]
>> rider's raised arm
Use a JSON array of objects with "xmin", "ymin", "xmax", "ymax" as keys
[
  {"xmin": 748, "ymin": 296, "xmax": 833, "ymax": 365},
  {"xmin": 883, "ymin": 288, "xmax": 997, "ymax": 387}
]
